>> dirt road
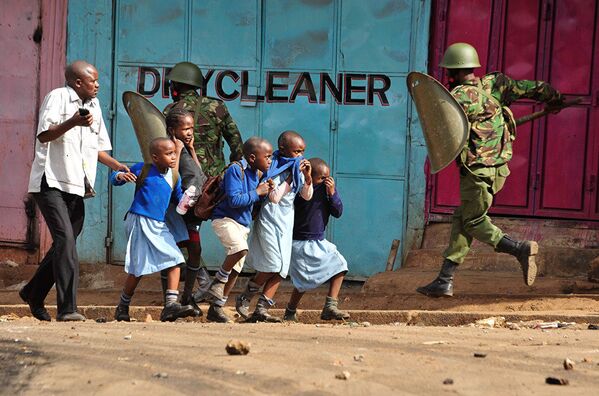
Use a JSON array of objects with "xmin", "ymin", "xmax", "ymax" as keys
[{"xmin": 2, "ymin": 318, "xmax": 598, "ymax": 395}]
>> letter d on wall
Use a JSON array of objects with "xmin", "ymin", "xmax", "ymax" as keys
[{"xmin": 137, "ymin": 67, "xmax": 161, "ymax": 97}]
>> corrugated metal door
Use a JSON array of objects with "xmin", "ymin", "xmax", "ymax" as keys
[
  {"xmin": 0, "ymin": 1, "xmax": 40, "ymax": 245},
  {"xmin": 101, "ymin": 0, "xmax": 430, "ymax": 277},
  {"xmin": 429, "ymin": 0, "xmax": 599, "ymax": 221}
]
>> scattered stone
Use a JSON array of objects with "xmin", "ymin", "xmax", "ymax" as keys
[
  {"xmin": 545, "ymin": 377, "xmax": 569, "ymax": 385},
  {"xmin": 563, "ymin": 358, "xmax": 575, "ymax": 370},
  {"xmin": 361, "ymin": 322, "xmax": 371, "ymax": 327},
  {"xmin": 473, "ymin": 353, "xmax": 487, "ymax": 358},
  {"xmin": 95, "ymin": 317, "xmax": 107, "ymax": 323},
  {"xmin": 226, "ymin": 340, "xmax": 250, "ymax": 355},
  {"xmin": 335, "ymin": 370, "xmax": 351, "ymax": 380},
  {"xmin": 235, "ymin": 370, "xmax": 246, "ymax": 375},
  {"xmin": 1, "ymin": 259, "xmax": 19, "ymax": 267},
  {"xmin": 1, "ymin": 313, "xmax": 20, "ymax": 322},
  {"xmin": 144, "ymin": 314, "xmax": 153, "ymax": 323},
  {"xmin": 117, "ymin": 357, "xmax": 130, "ymax": 361},
  {"xmin": 588, "ymin": 324, "xmax": 598, "ymax": 330},
  {"xmin": 152, "ymin": 372, "xmax": 168, "ymax": 379},
  {"xmin": 507, "ymin": 322, "xmax": 521, "ymax": 331},
  {"xmin": 582, "ymin": 357, "xmax": 592, "ymax": 363},
  {"xmin": 353, "ymin": 354, "xmax": 364, "ymax": 362},
  {"xmin": 443, "ymin": 378, "xmax": 454, "ymax": 385},
  {"xmin": 474, "ymin": 316, "xmax": 505, "ymax": 328},
  {"xmin": 124, "ymin": 334, "xmax": 132, "ymax": 340},
  {"xmin": 422, "ymin": 340, "xmax": 448, "ymax": 345}
]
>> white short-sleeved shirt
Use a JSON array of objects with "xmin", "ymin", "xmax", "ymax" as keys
[{"xmin": 28, "ymin": 86, "xmax": 112, "ymax": 196}]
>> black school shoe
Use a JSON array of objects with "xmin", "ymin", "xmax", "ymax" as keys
[
  {"xmin": 114, "ymin": 304, "xmax": 131, "ymax": 322},
  {"xmin": 56, "ymin": 312, "xmax": 86, "ymax": 322},
  {"xmin": 19, "ymin": 288, "xmax": 51, "ymax": 321},
  {"xmin": 160, "ymin": 302, "xmax": 194, "ymax": 322}
]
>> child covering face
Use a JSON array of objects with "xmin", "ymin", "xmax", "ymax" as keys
[{"xmin": 236, "ymin": 130, "xmax": 314, "ymax": 323}]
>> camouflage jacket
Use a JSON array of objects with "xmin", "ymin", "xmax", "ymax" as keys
[
  {"xmin": 163, "ymin": 91, "xmax": 243, "ymax": 176},
  {"xmin": 452, "ymin": 72, "xmax": 561, "ymax": 167}
]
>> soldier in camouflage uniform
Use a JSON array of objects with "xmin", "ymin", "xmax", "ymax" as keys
[
  {"xmin": 417, "ymin": 43, "xmax": 564, "ymax": 298},
  {"xmin": 162, "ymin": 62, "xmax": 244, "ymax": 321}
]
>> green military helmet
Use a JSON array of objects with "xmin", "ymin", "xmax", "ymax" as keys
[
  {"xmin": 439, "ymin": 43, "xmax": 481, "ymax": 69},
  {"xmin": 166, "ymin": 61, "xmax": 204, "ymax": 88}
]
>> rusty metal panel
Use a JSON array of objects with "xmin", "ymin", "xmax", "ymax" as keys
[{"xmin": 0, "ymin": 1, "xmax": 41, "ymax": 244}]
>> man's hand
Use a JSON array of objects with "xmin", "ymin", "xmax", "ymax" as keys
[
  {"xmin": 70, "ymin": 111, "xmax": 93, "ymax": 127},
  {"xmin": 324, "ymin": 176, "xmax": 336, "ymax": 196},
  {"xmin": 117, "ymin": 171, "xmax": 137, "ymax": 183},
  {"xmin": 256, "ymin": 181, "xmax": 271, "ymax": 196},
  {"xmin": 300, "ymin": 159, "xmax": 312, "ymax": 185}
]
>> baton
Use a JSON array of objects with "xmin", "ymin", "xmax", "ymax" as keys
[{"xmin": 515, "ymin": 97, "xmax": 583, "ymax": 126}]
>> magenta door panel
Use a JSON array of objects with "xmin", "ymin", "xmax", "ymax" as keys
[
  {"xmin": 0, "ymin": 0, "xmax": 40, "ymax": 243},
  {"xmin": 428, "ymin": 0, "xmax": 599, "ymax": 221}
]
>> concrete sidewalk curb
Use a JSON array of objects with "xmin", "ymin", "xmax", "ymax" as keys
[{"xmin": 2, "ymin": 305, "xmax": 598, "ymax": 326}]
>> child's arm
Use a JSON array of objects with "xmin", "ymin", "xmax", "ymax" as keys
[
  {"xmin": 325, "ymin": 177, "xmax": 343, "ymax": 218},
  {"xmin": 226, "ymin": 165, "xmax": 266, "ymax": 208},
  {"xmin": 299, "ymin": 159, "xmax": 313, "ymax": 200},
  {"xmin": 111, "ymin": 163, "xmax": 141, "ymax": 186},
  {"xmin": 172, "ymin": 177, "xmax": 184, "ymax": 203},
  {"xmin": 269, "ymin": 179, "xmax": 290, "ymax": 204}
]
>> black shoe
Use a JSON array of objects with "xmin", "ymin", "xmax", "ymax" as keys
[
  {"xmin": 19, "ymin": 288, "xmax": 51, "ymax": 321},
  {"xmin": 56, "ymin": 312, "xmax": 86, "ymax": 322},
  {"xmin": 160, "ymin": 303, "xmax": 194, "ymax": 322},
  {"xmin": 114, "ymin": 304, "xmax": 130, "ymax": 322},
  {"xmin": 283, "ymin": 307, "xmax": 298, "ymax": 322},
  {"xmin": 180, "ymin": 294, "xmax": 203, "ymax": 317},
  {"xmin": 496, "ymin": 235, "xmax": 538, "ymax": 286},
  {"xmin": 206, "ymin": 304, "xmax": 232, "ymax": 323},
  {"xmin": 416, "ymin": 259, "xmax": 457, "ymax": 298},
  {"xmin": 246, "ymin": 310, "xmax": 283, "ymax": 323}
]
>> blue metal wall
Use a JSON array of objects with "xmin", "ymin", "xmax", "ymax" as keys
[{"xmin": 69, "ymin": 0, "xmax": 430, "ymax": 277}]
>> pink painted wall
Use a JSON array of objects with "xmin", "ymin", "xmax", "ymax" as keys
[{"xmin": 0, "ymin": 0, "xmax": 66, "ymax": 257}]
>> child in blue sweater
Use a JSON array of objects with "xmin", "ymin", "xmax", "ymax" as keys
[
  {"xmin": 112, "ymin": 137, "xmax": 194, "ymax": 322},
  {"xmin": 203, "ymin": 136, "xmax": 274, "ymax": 322}
]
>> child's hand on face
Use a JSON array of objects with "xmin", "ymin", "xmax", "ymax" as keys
[
  {"xmin": 71, "ymin": 111, "xmax": 93, "ymax": 127},
  {"xmin": 171, "ymin": 136, "xmax": 184, "ymax": 153},
  {"xmin": 256, "ymin": 181, "xmax": 271, "ymax": 196},
  {"xmin": 300, "ymin": 159, "xmax": 312, "ymax": 184},
  {"xmin": 117, "ymin": 171, "xmax": 137, "ymax": 183},
  {"xmin": 185, "ymin": 133, "xmax": 195, "ymax": 150},
  {"xmin": 324, "ymin": 176, "xmax": 335, "ymax": 196}
]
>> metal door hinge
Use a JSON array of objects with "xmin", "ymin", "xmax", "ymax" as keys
[
  {"xmin": 104, "ymin": 236, "xmax": 113, "ymax": 248},
  {"xmin": 330, "ymin": 120, "xmax": 337, "ymax": 131},
  {"xmin": 108, "ymin": 109, "xmax": 115, "ymax": 120}
]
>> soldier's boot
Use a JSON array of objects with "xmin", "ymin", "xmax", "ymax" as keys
[
  {"xmin": 247, "ymin": 295, "xmax": 282, "ymax": 323},
  {"xmin": 206, "ymin": 303, "xmax": 233, "ymax": 323},
  {"xmin": 160, "ymin": 302, "xmax": 194, "ymax": 322},
  {"xmin": 114, "ymin": 304, "xmax": 130, "ymax": 322},
  {"xmin": 320, "ymin": 296, "xmax": 350, "ymax": 321},
  {"xmin": 235, "ymin": 280, "xmax": 260, "ymax": 320},
  {"xmin": 160, "ymin": 270, "xmax": 169, "ymax": 304},
  {"xmin": 416, "ymin": 259, "xmax": 458, "ymax": 298},
  {"xmin": 495, "ymin": 235, "xmax": 538, "ymax": 286},
  {"xmin": 180, "ymin": 264, "xmax": 202, "ymax": 317},
  {"xmin": 284, "ymin": 306, "xmax": 299, "ymax": 322},
  {"xmin": 193, "ymin": 267, "xmax": 211, "ymax": 303},
  {"xmin": 205, "ymin": 279, "xmax": 226, "ymax": 303}
]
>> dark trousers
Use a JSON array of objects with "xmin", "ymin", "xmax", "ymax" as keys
[{"xmin": 21, "ymin": 177, "xmax": 85, "ymax": 315}]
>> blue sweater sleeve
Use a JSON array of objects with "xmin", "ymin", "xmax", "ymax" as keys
[
  {"xmin": 328, "ymin": 190, "xmax": 343, "ymax": 218},
  {"xmin": 111, "ymin": 162, "xmax": 143, "ymax": 186},
  {"xmin": 225, "ymin": 164, "xmax": 259, "ymax": 208}
]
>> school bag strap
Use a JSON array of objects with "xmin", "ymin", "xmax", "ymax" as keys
[{"xmin": 193, "ymin": 161, "xmax": 244, "ymax": 221}]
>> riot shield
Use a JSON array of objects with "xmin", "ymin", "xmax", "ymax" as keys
[
  {"xmin": 406, "ymin": 72, "xmax": 469, "ymax": 174},
  {"xmin": 122, "ymin": 91, "xmax": 167, "ymax": 163}
]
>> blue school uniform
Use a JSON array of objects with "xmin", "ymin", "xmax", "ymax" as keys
[
  {"xmin": 289, "ymin": 183, "xmax": 348, "ymax": 292},
  {"xmin": 111, "ymin": 163, "xmax": 185, "ymax": 277}
]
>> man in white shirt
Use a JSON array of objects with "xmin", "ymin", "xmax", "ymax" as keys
[{"xmin": 20, "ymin": 60, "xmax": 133, "ymax": 321}]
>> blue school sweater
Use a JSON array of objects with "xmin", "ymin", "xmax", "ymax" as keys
[
  {"xmin": 111, "ymin": 162, "xmax": 183, "ymax": 222},
  {"xmin": 212, "ymin": 160, "xmax": 260, "ymax": 227}
]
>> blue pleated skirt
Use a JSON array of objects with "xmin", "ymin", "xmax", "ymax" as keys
[
  {"xmin": 289, "ymin": 239, "xmax": 348, "ymax": 292},
  {"xmin": 124, "ymin": 213, "xmax": 185, "ymax": 277}
]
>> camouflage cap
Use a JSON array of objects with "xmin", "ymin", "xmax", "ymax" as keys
[
  {"xmin": 440, "ymin": 43, "xmax": 481, "ymax": 69},
  {"xmin": 166, "ymin": 61, "xmax": 203, "ymax": 88}
]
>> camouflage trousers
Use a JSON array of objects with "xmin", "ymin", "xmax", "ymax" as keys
[{"xmin": 443, "ymin": 163, "xmax": 511, "ymax": 264}]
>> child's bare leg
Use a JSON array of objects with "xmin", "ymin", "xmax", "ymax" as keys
[
  {"xmin": 223, "ymin": 269, "xmax": 239, "ymax": 297},
  {"xmin": 207, "ymin": 269, "xmax": 241, "ymax": 324},
  {"xmin": 321, "ymin": 272, "xmax": 350, "ymax": 321},
  {"xmin": 328, "ymin": 272, "xmax": 345, "ymax": 299},
  {"xmin": 206, "ymin": 250, "xmax": 247, "ymax": 302},
  {"xmin": 115, "ymin": 274, "xmax": 142, "ymax": 322},
  {"xmin": 235, "ymin": 271, "xmax": 263, "ymax": 320},
  {"xmin": 284, "ymin": 288, "xmax": 304, "ymax": 322},
  {"xmin": 249, "ymin": 273, "xmax": 283, "ymax": 323}
]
